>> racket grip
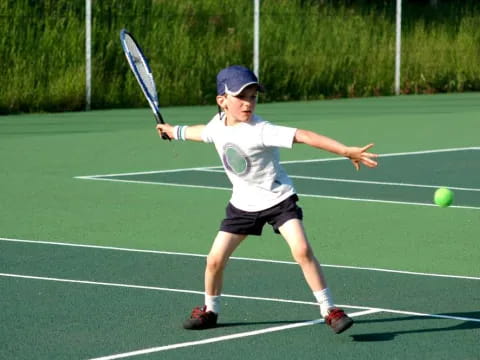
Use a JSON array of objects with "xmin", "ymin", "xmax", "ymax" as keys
[{"xmin": 161, "ymin": 133, "xmax": 171, "ymax": 141}]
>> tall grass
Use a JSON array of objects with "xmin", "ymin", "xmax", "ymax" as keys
[
  {"xmin": 0, "ymin": 0, "xmax": 85, "ymax": 113},
  {"xmin": 1, "ymin": 0, "xmax": 479, "ymax": 114}
]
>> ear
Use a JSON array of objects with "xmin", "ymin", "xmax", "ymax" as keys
[{"xmin": 216, "ymin": 95, "xmax": 227, "ymax": 110}]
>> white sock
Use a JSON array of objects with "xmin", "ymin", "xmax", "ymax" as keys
[
  {"xmin": 205, "ymin": 294, "xmax": 220, "ymax": 314},
  {"xmin": 313, "ymin": 288, "xmax": 334, "ymax": 318}
]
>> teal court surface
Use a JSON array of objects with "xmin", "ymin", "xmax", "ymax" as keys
[{"xmin": 1, "ymin": 237, "xmax": 479, "ymax": 359}]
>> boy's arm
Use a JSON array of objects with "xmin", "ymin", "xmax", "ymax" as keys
[
  {"xmin": 156, "ymin": 124, "xmax": 206, "ymax": 142},
  {"xmin": 294, "ymin": 129, "xmax": 378, "ymax": 170}
]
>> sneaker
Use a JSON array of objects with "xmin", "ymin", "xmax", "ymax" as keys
[
  {"xmin": 183, "ymin": 306, "xmax": 218, "ymax": 330},
  {"xmin": 324, "ymin": 308, "xmax": 354, "ymax": 334}
]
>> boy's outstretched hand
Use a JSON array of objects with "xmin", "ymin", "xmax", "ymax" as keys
[{"xmin": 345, "ymin": 143, "xmax": 378, "ymax": 170}]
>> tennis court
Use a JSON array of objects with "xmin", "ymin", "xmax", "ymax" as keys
[{"xmin": 1, "ymin": 93, "xmax": 479, "ymax": 359}]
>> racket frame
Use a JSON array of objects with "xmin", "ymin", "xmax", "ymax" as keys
[{"xmin": 120, "ymin": 29, "xmax": 169, "ymax": 139}]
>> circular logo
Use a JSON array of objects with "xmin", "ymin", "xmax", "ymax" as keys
[{"xmin": 222, "ymin": 143, "xmax": 250, "ymax": 176}]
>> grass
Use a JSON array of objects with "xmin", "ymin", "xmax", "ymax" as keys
[{"xmin": 1, "ymin": 0, "xmax": 480, "ymax": 113}]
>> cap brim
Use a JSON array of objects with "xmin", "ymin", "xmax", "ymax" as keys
[{"xmin": 225, "ymin": 82, "xmax": 264, "ymax": 96}]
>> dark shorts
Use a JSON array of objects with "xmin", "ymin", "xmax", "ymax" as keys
[{"xmin": 220, "ymin": 194, "xmax": 303, "ymax": 236}]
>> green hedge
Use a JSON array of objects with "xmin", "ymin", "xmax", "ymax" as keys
[{"xmin": 1, "ymin": 0, "xmax": 479, "ymax": 114}]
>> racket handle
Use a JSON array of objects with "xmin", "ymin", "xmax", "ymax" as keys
[
  {"xmin": 154, "ymin": 112, "xmax": 170, "ymax": 141},
  {"xmin": 161, "ymin": 133, "xmax": 171, "ymax": 141}
]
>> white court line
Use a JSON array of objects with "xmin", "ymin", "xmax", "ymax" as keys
[
  {"xmin": 74, "ymin": 176, "xmax": 232, "ymax": 192},
  {"xmin": 0, "ymin": 271, "xmax": 326, "ymax": 308},
  {"xmin": 290, "ymin": 175, "xmax": 480, "ymax": 192},
  {"xmin": 87, "ymin": 309, "xmax": 380, "ymax": 360},
  {"xmin": 195, "ymin": 168, "xmax": 480, "ymax": 192},
  {"xmin": 75, "ymin": 146, "xmax": 480, "ymax": 177},
  {"xmin": 1, "ymin": 237, "xmax": 479, "ymax": 281},
  {"xmin": 282, "ymin": 146, "xmax": 480, "ymax": 164},
  {"xmin": 74, "ymin": 166, "xmax": 221, "ymax": 179},
  {"xmin": 1, "ymin": 272, "xmax": 478, "ymax": 324},
  {"xmin": 297, "ymin": 193, "xmax": 480, "ymax": 210},
  {"xmin": 72, "ymin": 177, "xmax": 480, "ymax": 210},
  {"xmin": 73, "ymin": 176, "xmax": 480, "ymax": 210}
]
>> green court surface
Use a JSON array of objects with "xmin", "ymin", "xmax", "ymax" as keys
[{"xmin": 1, "ymin": 93, "xmax": 479, "ymax": 359}]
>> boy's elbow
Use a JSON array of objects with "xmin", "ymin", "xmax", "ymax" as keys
[
  {"xmin": 294, "ymin": 129, "xmax": 304, "ymax": 144},
  {"xmin": 294, "ymin": 129, "xmax": 312, "ymax": 144}
]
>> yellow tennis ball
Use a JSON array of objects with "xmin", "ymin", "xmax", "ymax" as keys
[{"xmin": 434, "ymin": 188, "xmax": 454, "ymax": 207}]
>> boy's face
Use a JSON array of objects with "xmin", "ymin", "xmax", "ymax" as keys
[{"xmin": 217, "ymin": 85, "xmax": 258, "ymax": 125}]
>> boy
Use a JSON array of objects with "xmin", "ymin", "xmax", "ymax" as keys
[{"xmin": 156, "ymin": 65, "xmax": 378, "ymax": 334}]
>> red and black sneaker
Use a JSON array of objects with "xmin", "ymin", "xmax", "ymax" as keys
[
  {"xmin": 325, "ymin": 308, "xmax": 354, "ymax": 334},
  {"xmin": 183, "ymin": 306, "xmax": 218, "ymax": 330}
]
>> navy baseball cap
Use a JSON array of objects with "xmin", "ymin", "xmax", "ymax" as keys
[{"xmin": 216, "ymin": 65, "xmax": 264, "ymax": 96}]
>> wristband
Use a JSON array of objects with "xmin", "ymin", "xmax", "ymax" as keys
[
  {"xmin": 172, "ymin": 125, "xmax": 188, "ymax": 140},
  {"xmin": 180, "ymin": 125, "xmax": 188, "ymax": 141}
]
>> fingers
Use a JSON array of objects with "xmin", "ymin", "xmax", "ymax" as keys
[
  {"xmin": 156, "ymin": 124, "xmax": 169, "ymax": 138},
  {"xmin": 350, "ymin": 144, "xmax": 379, "ymax": 169},
  {"xmin": 361, "ymin": 143, "xmax": 375, "ymax": 152},
  {"xmin": 351, "ymin": 158, "xmax": 377, "ymax": 170},
  {"xmin": 357, "ymin": 143, "xmax": 379, "ymax": 168},
  {"xmin": 361, "ymin": 157, "xmax": 378, "ymax": 168},
  {"xmin": 352, "ymin": 160, "xmax": 360, "ymax": 171},
  {"xmin": 360, "ymin": 144, "xmax": 379, "ymax": 159}
]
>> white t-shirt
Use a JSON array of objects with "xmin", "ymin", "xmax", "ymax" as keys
[{"xmin": 202, "ymin": 113, "xmax": 297, "ymax": 211}]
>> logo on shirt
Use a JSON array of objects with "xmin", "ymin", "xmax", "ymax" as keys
[{"xmin": 222, "ymin": 143, "xmax": 250, "ymax": 176}]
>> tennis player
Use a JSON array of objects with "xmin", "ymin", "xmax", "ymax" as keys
[{"xmin": 156, "ymin": 65, "xmax": 378, "ymax": 334}]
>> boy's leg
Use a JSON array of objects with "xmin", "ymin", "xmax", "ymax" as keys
[
  {"xmin": 183, "ymin": 231, "xmax": 246, "ymax": 330},
  {"xmin": 205, "ymin": 231, "xmax": 247, "ymax": 297},
  {"xmin": 278, "ymin": 218, "xmax": 353, "ymax": 334},
  {"xmin": 278, "ymin": 218, "xmax": 327, "ymax": 292}
]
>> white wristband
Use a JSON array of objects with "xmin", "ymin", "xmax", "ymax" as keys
[
  {"xmin": 172, "ymin": 126, "xmax": 179, "ymax": 140},
  {"xmin": 173, "ymin": 125, "xmax": 188, "ymax": 140}
]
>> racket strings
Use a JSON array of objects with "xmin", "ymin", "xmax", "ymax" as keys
[{"xmin": 124, "ymin": 35, "xmax": 159, "ymax": 105}]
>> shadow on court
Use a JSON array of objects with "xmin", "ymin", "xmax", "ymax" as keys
[{"xmin": 351, "ymin": 311, "xmax": 480, "ymax": 342}]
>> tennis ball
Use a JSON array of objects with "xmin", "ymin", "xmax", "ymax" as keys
[{"xmin": 434, "ymin": 188, "xmax": 454, "ymax": 207}]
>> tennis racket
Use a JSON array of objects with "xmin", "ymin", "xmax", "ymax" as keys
[{"xmin": 119, "ymin": 29, "xmax": 170, "ymax": 140}]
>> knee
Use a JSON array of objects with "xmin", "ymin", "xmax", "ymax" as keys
[
  {"xmin": 292, "ymin": 244, "xmax": 314, "ymax": 265},
  {"xmin": 206, "ymin": 254, "xmax": 226, "ymax": 273}
]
